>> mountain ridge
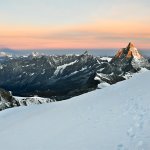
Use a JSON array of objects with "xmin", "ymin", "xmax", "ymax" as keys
[{"xmin": 0, "ymin": 42, "xmax": 150, "ymax": 110}]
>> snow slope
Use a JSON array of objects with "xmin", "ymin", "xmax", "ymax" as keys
[{"xmin": 0, "ymin": 71, "xmax": 150, "ymax": 150}]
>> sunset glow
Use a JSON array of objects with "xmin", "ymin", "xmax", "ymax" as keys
[{"xmin": 0, "ymin": 0, "xmax": 150, "ymax": 49}]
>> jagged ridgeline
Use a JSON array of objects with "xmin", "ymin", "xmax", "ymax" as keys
[
  {"xmin": 110, "ymin": 42, "xmax": 150, "ymax": 72},
  {"xmin": 0, "ymin": 43, "xmax": 150, "ymax": 101}
]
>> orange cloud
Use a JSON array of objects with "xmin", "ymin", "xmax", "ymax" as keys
[{"xmin": 0, "ymin": 21, "xmax": 150, "ymax": 49}]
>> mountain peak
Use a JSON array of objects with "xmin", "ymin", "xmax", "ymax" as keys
[
  {"xmin": 83, "ymin": 50, "xmax": 88, "ymax": 55},
  {"xmin": 113, "ymin": 42, "xmax": 143, "ymax": 60},
  {"xmin": 127, "ymin": 42, "xmax": 135, "ymax": 49},
  {"xmin": 126, "ymin": 42, "xmax": 143, "ymax": 59},
  {"xmin": 110, "ymin": 42, "xmax": 150, "ymax": 71},
  {"xmin": 29, "ymin": 52, "xmax": 41, "ymax": 58}
]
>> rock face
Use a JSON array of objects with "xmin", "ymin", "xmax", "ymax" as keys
[
  {"xmin": 0, "ymin": 88, "xmax": 55, "ymax": 111},
  {"xmin": 110, "ymin": 42, "xmax": 150, "ymax": 73},
  {"xmin": 0, "ymin": 88, "xmax": 19, "ymax": 111},
  {"xmin": 115, "ymin": 42, "xmax": 142, "ymax": 59}
]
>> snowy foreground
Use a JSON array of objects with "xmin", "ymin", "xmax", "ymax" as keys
[{"xmin": 0, "ymin": 71, "xmax": 150, "ymax": 150}]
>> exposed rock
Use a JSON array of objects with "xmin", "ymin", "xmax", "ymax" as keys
[
  {"xmin": 0, "ymin": 88, "xmax": 19, "ymax": 111},
  {"xmin": 111, "ymin": 42, "xmax": 150, "ymax": 72}
]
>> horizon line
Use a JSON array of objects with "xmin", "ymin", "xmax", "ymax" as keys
[{"xmin": 0, "ymin": 47, "xmax": 150, "ymax": 51}]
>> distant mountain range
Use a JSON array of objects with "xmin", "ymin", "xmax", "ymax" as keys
[
  {"xmin": 0, "ymin": 42, "xmax": 150, "ymax": 110},
  {"xmin": 0, "ymin": 47, "xmax": 150, "ymax": 57}
]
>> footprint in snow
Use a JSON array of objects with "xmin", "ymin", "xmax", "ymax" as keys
[
  {"xmin": 117, "ymin": 144, "xmax": 125, "ymax": 150},
  {"xmin": 127, "ymin": 127, "xmax": 135, "ymax": 138},
  {"xmin": 137, "ymin": 140, "xmax": 144, "ymax": 150}
]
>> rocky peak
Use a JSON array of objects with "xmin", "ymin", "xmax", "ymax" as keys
[
  {"xmin": 126, "ymin": 42, "xmax": 143, "ymax": 59},
  {"xmin": 111, "ymin": 42, "xmax": 150, "ymax": 72},
  {"xmin": 127, "ymin": 42, "xmax": 135, "ymax": 49},
  {"xmin": 30, "ymin": 52, "xmax": 40, "ymax": 58},
  {"xmin": 113, "ymin": 42, "xmax": 143, "ymax": 61}
]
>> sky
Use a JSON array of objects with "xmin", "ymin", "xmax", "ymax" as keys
[{"xmin": 0, "ymin": 0, "xmax": 150, "ymax": 49}]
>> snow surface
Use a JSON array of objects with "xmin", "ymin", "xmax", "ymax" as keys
[
  {"xmin": 98, "ymin": 82, "xmax": 110, "ymax": 88},
  {"xmin": 54, "ymin": 60, "xmax": 77, "ymax": 75},
  {"xmin": 0, "ymin": 71, "xmax": 150, "ymax": 150},
  {"xmin": 123, "ymin": 68, "xmax": 148, "ymax": 79},
  {"xmin": 100, "ymin": 57, "xmax": 112, "ymax": 62}
]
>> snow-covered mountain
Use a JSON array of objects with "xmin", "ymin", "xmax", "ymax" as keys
[
  {"xmin": 0, "ymin": 52, "xmax": 12, "ymax": 62},
  {"xmin": 93, "ymin": 42, "xmax": 150, "ymax": 88},
  {"xmin": 1, "ymin": 43, "xmax": 148, "ymax": 99},
  {"xmin": 0, "ymin": 52, "xmax": 12, "ymax": 58},
  {"xmin": 0, "ymin": 52, "xmax": 120, "ymax": 99},
  {"xmin": 0, "ymin": 42, "xmax": 149, "ymax": 108},
  {"xmin": 0, "ymin": 88, "xmax": 54, "ymax": 110},
  {"xmin": 111, "ymin": 42, "xmax": 150, "ymax": 72},
  {"xmin": 0, "ymin": 70, "xmax": 149, "ymax": 150}
]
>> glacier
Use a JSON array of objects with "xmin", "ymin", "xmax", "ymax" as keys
[{"xmin": 0, "ymin": 70, "xmax": 149, "ymax": 150}]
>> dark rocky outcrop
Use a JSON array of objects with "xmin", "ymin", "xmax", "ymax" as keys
[{"xmin": 0, "ymin": 88, "xmax": 19, "ymax": 111}]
